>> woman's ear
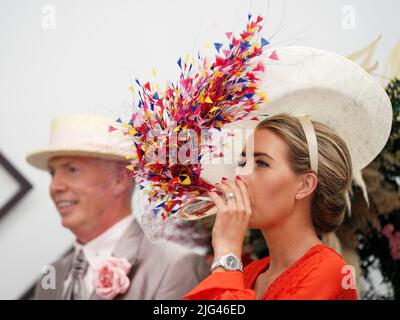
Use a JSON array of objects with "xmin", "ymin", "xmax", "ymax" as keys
[{"xmin": 296, "ymin": 172, "xmax": 318, "ymax": 199}]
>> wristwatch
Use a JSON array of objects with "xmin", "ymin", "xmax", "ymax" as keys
[{"xmin": 211, "ymin": 253, "xmax": 243, "ymax": 272}]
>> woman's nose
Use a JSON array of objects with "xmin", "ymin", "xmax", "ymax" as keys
[{"xmin": 236, "ymin": 161, "xmax": 254, "ymax": 177}]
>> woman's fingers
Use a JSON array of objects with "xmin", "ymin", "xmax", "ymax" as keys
[
  {"xmin": 235, "ymin": 177, "xmax": 252, "ymax": 217},
  {"xmin": 221, "ymin": 178, "xmax": 245, "ymax": 214},
  {"xmin": 214, "ymin": 182, "xmax": 236, "ymax": 211},
  {"xmin": 208, "ymin": 191, "xmax": 227, "ymax": 215},
  {"xmin": 208, "ymin": 178, "xmax": 251, "ymax": 259}
]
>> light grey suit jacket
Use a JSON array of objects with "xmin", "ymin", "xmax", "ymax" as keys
[{"xmin": 33, "ymin": 219, "xmax": 210, "ymax": 299}]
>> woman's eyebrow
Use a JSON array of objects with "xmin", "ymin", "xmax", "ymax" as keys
[{"xmin": 241, "ymin": 151, "xmax": 274, "ymax": 161}]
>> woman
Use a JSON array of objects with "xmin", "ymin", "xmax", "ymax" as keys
[{"xmin": 184, "ymin": 113, "xmax": 358, "ymax": 300}]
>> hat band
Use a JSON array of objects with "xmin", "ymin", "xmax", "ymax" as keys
[{"xmin": 296, "ymin": 116, "xmax": 318, "ymax": 174}]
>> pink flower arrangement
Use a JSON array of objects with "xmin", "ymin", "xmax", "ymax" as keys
[{"xmin": 93, "ymin": 257, "xmax": 132, "ymax": 300}]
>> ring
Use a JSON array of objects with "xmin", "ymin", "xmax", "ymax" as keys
[{"xmin": 224, "ymin": 192, "xmax": 235, "ymax": 202}]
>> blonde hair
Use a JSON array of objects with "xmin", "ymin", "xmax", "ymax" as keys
[{"xmin": 256, "ymin": 114, "xmax": 353, "ymax": 235}]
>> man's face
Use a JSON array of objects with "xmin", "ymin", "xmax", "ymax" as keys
[{"xmin": 48, "ymin": 156, "xmax": 118, "ymax": 234}]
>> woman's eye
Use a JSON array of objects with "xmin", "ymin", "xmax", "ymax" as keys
[{"xmin": 256, "ymin": 160, "xmax": 269, "ymax": 168}]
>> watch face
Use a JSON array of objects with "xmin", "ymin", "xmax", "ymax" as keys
[{"xmin": 226, "ymin": 255, "xmax": 238, "ymax": 269}]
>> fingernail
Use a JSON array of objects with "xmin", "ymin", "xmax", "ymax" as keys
[
  {"xmin": 222, "ymin": 177, "xmax": 227, "ymax": 181},
  {"xmin": 236, "ymin": 176, "xmax": 241, "ymax": 181}
]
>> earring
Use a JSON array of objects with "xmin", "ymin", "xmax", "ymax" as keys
[{"xmin": 296, "ymin": 194, "xmax": 301, "ymax": 199}]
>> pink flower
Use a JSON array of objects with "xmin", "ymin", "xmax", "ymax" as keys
[
  {"xmin": 382, "ymin": 223, "xmax": 395, "ymax": 238},
  {"xmin": 93, "ymin": 257, "xmax": 132, "ymax": 300},
  {"xmin": 382, "ymin": 224, "xmax": 400, "ymax": 261},
  {"xmin": 390, "ymin": 232, "xmax": 400, "ymax": 261}
]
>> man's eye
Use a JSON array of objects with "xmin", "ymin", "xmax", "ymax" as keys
[{"xmin": 68, "ymin": 166, "xmax": 78, "ymax": 173}]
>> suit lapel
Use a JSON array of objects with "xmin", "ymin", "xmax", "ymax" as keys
[
  {"xmin": 89, "ymin": 219, "xmax": 144, "ymax": 300},
  {"xmin": 55, "ymin": 251, "xmax": 74, "ymax": 300}
]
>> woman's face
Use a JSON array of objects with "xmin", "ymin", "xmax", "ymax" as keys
[{"xmin": 238, "ymin": 128, "xmax": 303, "ymax": 229}]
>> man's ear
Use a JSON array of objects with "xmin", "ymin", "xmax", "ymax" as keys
[
  {"xmin": 297, "ymin": 172, "xmax": 319, "ymax": 199},
  {"xmin": 112, "ymin": 163, "xmax": 132, "ymax": 197}
]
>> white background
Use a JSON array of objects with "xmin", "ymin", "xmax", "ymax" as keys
[{"xmin": 0, "ymin": 0, "xmax": 399, "ymax": 299}]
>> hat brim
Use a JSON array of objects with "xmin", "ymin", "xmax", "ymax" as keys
[
  {"xmin": 258, "ymin": 46, "xmax": 392, "ymax": 172},
  {"xmin": 200, "ymin": 47, "xmax": 392, "ymax": 183},
  {"xmin": 26, "ymin": 148, "xmax": 131, "ymax": 171}
]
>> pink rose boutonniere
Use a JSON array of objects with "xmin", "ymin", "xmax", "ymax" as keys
[{"xmin": 93, "ymin": 257, "xmax": 132, "ymax": 300}]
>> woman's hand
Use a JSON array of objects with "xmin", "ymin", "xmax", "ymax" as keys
[{"xmin": 208, "ymin": 176, "xmax": 252, "ymax": 260}]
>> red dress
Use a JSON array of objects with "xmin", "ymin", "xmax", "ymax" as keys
[{"xmin": 184, "ymin": 244, "xmax": 358, "ymax": 300}]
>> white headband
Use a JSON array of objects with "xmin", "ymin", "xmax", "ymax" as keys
[{"xmin": 296, "ymin": 116, "xmax": 319, "ymax": 174}]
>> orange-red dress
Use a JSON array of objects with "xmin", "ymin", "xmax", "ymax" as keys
[{"xmin": 184, "ymin": 244, "xmax": 358, "ymax": 300}]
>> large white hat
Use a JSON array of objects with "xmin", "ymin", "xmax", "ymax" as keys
[
  {"xmin": 201, "ymin": 46, "xmax": 392, "ymax": 181},
  {"xmin": 258, "ymin": 46, "xmax": 392, "ymax": 173},
  {"xmin": 27, "ymin": 114, "xmax": 135, "ymax": 170},
  {"xmin": 181, "ymin": 46, "xmax": 393, "ymax": 220}
]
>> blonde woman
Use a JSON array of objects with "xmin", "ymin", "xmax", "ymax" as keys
[
  {"xmin": 183, "ymin": 47, "xmax": 392, "ymax": 300},
  {"xmin": 184, "ymin": 114, "xmax": 357, "ymax": 300}
]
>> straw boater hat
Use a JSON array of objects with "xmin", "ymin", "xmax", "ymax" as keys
[
  {"xmin": 26, "ymin": 114, "xmax": 135, "ymax": 170},
  {"xmin": 182, "ymin": 46, "xmax": 393, "ymax": 220}
]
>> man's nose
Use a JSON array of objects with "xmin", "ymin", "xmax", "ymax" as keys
[{"xmin": 49, "ymin": 172, "xmax": 67, "ymax": 194}]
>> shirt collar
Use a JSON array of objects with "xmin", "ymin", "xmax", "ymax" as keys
[{"xmin": 73, "ymin": 215, "xmax": 134, "ymax": 268}]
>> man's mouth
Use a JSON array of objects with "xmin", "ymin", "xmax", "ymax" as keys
[{"xmin": 56, "ymin": 200, "xmax": 78, "ymax": 212}]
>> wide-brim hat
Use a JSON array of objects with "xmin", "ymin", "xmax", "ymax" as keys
[
  {"xmin": 200, "ymin": 46, "xmax": 393, "ymax": 183},
  {"xmin": 26, "ymin": 114, "xmax": 135, "ymax": 170}
]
